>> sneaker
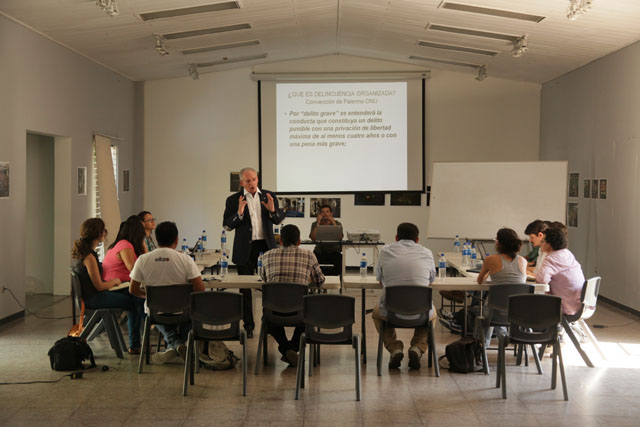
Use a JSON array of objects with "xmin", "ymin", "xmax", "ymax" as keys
[
  {"xmin": 408, "ymin": 347, "xmax": 422, "ymax": 370},
  {"xmin": 388, "ymin": 349, "xmax": 404, "ymax": 369},
  {"xmin": 176, "ymin": 344, "xmax": 187, "ymax": 361},
  {"xmin": 151, "ymin": 348, "xmax": 178, "ymax": 365},
  {"xmin": 437, "ymin": 307, "xmax": 455, "ymax": 321},
  {"xmin": 439, "ymin": 318, "xmax": 463, "ymax": 334},
  {"xmin": 280, "ymin": 349, "xmax": 298, "ymax": 367}
]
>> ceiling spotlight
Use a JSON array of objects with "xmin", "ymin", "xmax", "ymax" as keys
[
  {"xmin": 154, "ymin": 34, "xmax": 170, "ymax": 56},
  {"xmin": 476, "ymin": 65, "xmax": 487, "ymax": 81},
  {"xmin": 96, "ymin": 0, "xmax": 119, "ymax": 17},
  {"xmin": 188, "ymin": 64, "xmax": 199, "ymax": 80},
  {"xmin": 567, "ymin": 0, "xmax": 593, "ymax": 20},
  {"xmin": 512, "ymin": 35, "xmax": 528, "ymax": 57}
]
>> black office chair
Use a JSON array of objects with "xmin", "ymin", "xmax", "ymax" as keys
[
  {"xmin": 255, "ymin": 282, "xmax": 308, "ymax": 374},
  {"xmin": 183, "ymin": 291, "xmax": 247, "ymax": 396},
  {"xmin": 71, "ymin": 269, "xmax": 126, "ymax": 359},
  {"xmin": 295, "ymin": 294, "xmax": 361, "ymax": 401},
  {"xmin": 475, "ymin": 284, "xmax": 537, "ymax": 375},
  {"xmin": 376, "ymin": 285, "xmax": 439, "ymax": 376},
  {"xmin": 496, "ymin": 294, "xmax": 568, "ymax": 400},
  {"xmin": 138, "ymin": 284, "xmax": 192, "ymax": 373}
]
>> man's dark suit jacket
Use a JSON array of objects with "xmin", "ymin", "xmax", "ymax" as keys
[{"xmin": 223, "ymin": 189, "xmax": 285, "ymax": 266}]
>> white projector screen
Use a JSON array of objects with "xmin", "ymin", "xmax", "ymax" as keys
[
  {"xmin": 260, "ymin": 80, "xmax": 424, "ymax": 193},
  {"xmin": 427, "ymin": 161, "xmax": 568, "ymax": 240}
]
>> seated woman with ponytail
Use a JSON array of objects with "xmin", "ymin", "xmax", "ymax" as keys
[{"xmin": 72, "ymin": 218, "xmax": 142, "ymax": 354}]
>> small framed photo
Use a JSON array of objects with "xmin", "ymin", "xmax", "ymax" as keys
[
  {"xmin": 278, "ymin": 197, "xmax": 305, "ymax": 217},
  {"xmin": 122, "ymin": 169, "xmax": 130, "ymax": 192},
  {"xmin": 230, "ymin": 172, "xmax": 241, "ymax": 192},
  {"xmin": 390, "ymin": 192, "xmax": 421, "ymax": 206},
  {"xmin": 599, "ymin": 179, "xmax": 607, "ymax": 199},
  {"xmin": 567, "ymin": 203, "xmax": 578, "ymax": 228},
  {"xmin": 583, "ymin": 179, "xmax": 590, "ymax": 198},
  {"xmin": 0, "ymin": 161, "xmax": 9, "ymax": 198},
  {"xmin": 568, "ymin": 173, "xmax": 579, "ymax": 198},
  {"xmin": 77, "ymin": 167, "xmax": 87, "ymax": 196},
  {"xmin": 310, "ymin": 198, "xmax": 341, "ymax": 218},
  {"xmin": 354, "ymin": 192, "xmax": 385, "ymax": 206},
  {"xmin": 591, "ymin": 179, "xmax": 598, "ymax": 199}
]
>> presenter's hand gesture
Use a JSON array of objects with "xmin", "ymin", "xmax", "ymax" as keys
[
  {"xmin": 262, "ymin": 193, "xmax": 276, "ymax": 213},
  {"xmin": 238, "ymin": 195, "xmax": 247, "ymax": 215}
]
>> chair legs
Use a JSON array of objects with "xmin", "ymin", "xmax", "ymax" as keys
[
  {"xmin": 102, "ymin": 311, "xmax": 125, "ymax": 359},
  {"xmin": 428, "ymin": 322, "xmax": 440, "ymax": 377},
  {"xmin": 353, "ymin": 335, "xmax": 361, "ymax": 401},
  {"xmin": 376, "ymin": 323, "xmax": 384, "ymax": 376},
  {"xmin": 254, "ymin": 319, "xmax": 267, "ymax": 375},
  {"xmin": 295, "ymin": 333, "xmax": 306, "ymax": 400},
  {"xmin": 182, "ymin": 331, "xmax": 194, "ymax": 396},
  {"xmin": 562, "ymin": 317, "xmax": 594, "ymax": 367},
  {"xmin": 138, "ymin": 317, "xmax": 151, "ymax": 373},
  {"xmin": 241, "ymin": 331, "xmax": 247, "ymax": 396},
  {"xmin": 579, "ymin": 319, "xmax": 607, "ymax": 360}
]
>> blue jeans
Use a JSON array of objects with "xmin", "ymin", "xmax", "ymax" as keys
[
  {"xmin": 156, "ymin": 323, "xmax": 190, "ymax": 349},
  {"xmin": 86, "ymin": 290, "xmax": 145, "ymax": 350}
]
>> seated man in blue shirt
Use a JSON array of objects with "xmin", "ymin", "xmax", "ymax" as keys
[{"xmin": 373, "ymin": 222, "xmax": 436, "ymax": 370}]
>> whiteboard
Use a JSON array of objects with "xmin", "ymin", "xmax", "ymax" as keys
[{"xmin": 427, "ymin": 161, "xmax": 568, "ymax": 240}]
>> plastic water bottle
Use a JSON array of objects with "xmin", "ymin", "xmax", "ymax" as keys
[
  {"xmin": 220, "ymin": 230, "xmax": 226, "ymax": 251},
  {"xmin": 257, "ymin": 252, "xmax": 264, "ymax": 275},
  {"xmin": 196, "ymin": 238, "xmax": 203, "ymax": 259},
  {"xmin": 462, "ymin": 242, "xmax": 469, "ymax": 266},
  {"xmin": 454, "ymin": 235, "xmax": 460, "ymax": 253},
  {"xmin": 181, "ymin": 238, "xmax": 189, "ymax": 254},
  {"xmin": 471, "ymin": 245, "xmax": 478, "ymax": 268},
  {"xmin": 220, "ymin": 251, "xmax": 229, "ymax": 277},
  {"xmin": 439, "ymin": 253, "xmax": 447, "ymax": 278},
  {"xmin": 202, "ymin": 230, "xmax": 207, "ymax": 250},
  {"xmin": 360, "ymin": 253, "xmax": 368, "ymax": 281}
]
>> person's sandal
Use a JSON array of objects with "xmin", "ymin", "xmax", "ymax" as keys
[{"xmin": 128, "ymin": 348, "xmax": 141, "ymax": 355}]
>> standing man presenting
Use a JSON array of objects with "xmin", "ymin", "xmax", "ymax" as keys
[{"xmin": 223, "ymin": 167, "xmax": 285, "ymax": 337}]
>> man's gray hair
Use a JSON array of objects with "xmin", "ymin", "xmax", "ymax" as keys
[{"xmin": 240, "ymin": 167, "xmax": 256, "ymax": 177}]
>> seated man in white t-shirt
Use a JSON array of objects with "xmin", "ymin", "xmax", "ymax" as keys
[{"xmin": 130, "ymin": 221, "xmax": 205, "ymax": 364}]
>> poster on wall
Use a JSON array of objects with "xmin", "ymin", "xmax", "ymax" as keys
[
  {"xmin": 0, "ymin": 162, "xmax": 9, "ymax": 198},
  {"xmin": 354, "ymin": 192, "xmax": 385, "ymax": 206},
  {"xmin": 77, "ymin": 167, "xmax": 87, "ymax": 196},
  {"xmin": 567, "ymin": 203, "xmax": 578, "ymax": 228},
  {"xmin": 390, "ymin": 192, "xmax": 421, "ymax": 206},
  {"xmin": 310, "ymin": 198, "xmax": 341, "ymax": 218},
  {"xmin": 591, "ymin": 179, "xmax": 598, "ymax": 199},
  {"xmin": 278, "ymin": 197, "xmax": 305, "ymax": 217},
  {"xmin": 599, "ymin": 179, "xmax": 607, "ymax": 199},
  {"xmin": 123, "ymin": 170, "xmax": 130, "ymax": 192},
  {"xmin": 583, "ymin": 179, "xmax": 590, "ymax": 198},
  {"xmin": 568, "ymin": 173, "xmax": 579, "ymax": 198}
]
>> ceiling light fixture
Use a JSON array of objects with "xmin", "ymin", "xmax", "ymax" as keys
[
  {"xmin": 512, "ymin": 35, "xmax": 528, "ymax": 57},
  {"xmin": 188, "ymin": 64, "xmax": 199, "ymax": 80},
  {"xmin": 476, "ymin": 65, "xmax": 487, "ymax": 81},
  {"xmin": 567, "ymin": 0, "xmax": 593, "ymax": 21},
  {"xmin": 154, "ymin": 34, "xmax": 169, "ymax": 56},
  {"xmin": 96, "ymin": 0, "xmax": 119, "ymax": 17}
]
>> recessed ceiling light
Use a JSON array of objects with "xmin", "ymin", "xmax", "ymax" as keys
[
  {"xmin": 182, "ymin": 40, "xmax": 260, "ymax": 55},
  {"xmin": 427, "ymin": 23, "xmax": 520, "ymax": 43},
  {"xmin": 140, "ymin": 1, "xmax": 240, "ymax": 21},
  {"xmin": 197, "ymin": 53, "xmax": 267, "ymax": 67},
  {"xmin": 163, "ymin": 23, "xmax": 251, "ymax": 40},
  {"xmin": 416, "ymin": 40, "xmax": 499, "ymax": 56},
  {"xmin": 439, "ymin": 2, "xmax": 545, "ymax": 23}
]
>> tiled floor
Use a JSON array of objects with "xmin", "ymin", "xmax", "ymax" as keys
[{"xmin": 1, "ymin": 291, "xmax": 639, "ymax": 426}]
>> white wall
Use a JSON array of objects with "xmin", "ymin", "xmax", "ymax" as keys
[
  {"xmin": 25, "ymin": 133, "xmax": 54, "ymax": 294},
  {"xmin": 540, "ymin": 41, "xmax": 640, "ymax": 311},
  {"xmin": 144, "ymin": 54, "xmax": 540, "ymax": 264},
  {"xmin": 0, "ymin": 16, "xmax": 139, "ymax": 320}
]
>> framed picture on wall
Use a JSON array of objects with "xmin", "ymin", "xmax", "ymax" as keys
[
  {"xmin": 583, "ymin": 179, "xmax": 590, "ymax": 198},
  {"xmin": 591, "ymin": 179, "xmax": 598, "ymax": 198},
  {"xmin": 354, "ymin": 192, "xmax": 384, "ymax": 206},
  {"xmin": 568, "ymin": 173, "xmax": 579, "ymax": 198},
  {"xmin": 599, "ymin": 179, "xmax": 607, "ymax": 199},
  {"xmin": 278, "ymin": 197, "xmax": 305, "ymax": 217},
  {"xmin": 122, "ymin": 169, "xmax": 130, "ymax": 192},
  {"xmin": 230, "ymin": 172, "xmax": 241, "ymax": 192},
  {"xmin": 77, "ymin": 167, "xmax": 87, "ymax": 196},
  {"xmin": 390, "ymin": 192, "xmax": 421, "ymax": 206},
  {"xmin": 310, "ymin": 198, "xmax": 341, "ymax": 218},
  {"xmin": 0, "ymin": 161, "xmax": 9, "ymax": 198},
  {"xmin": 567, "ymin": 203, "xmax": 578, "ymax": 228}
]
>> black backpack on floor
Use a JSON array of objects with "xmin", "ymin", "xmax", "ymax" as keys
[
  {"xmin": 48, "ymin": 337, "xmax": 96, "ymax": 371},
  {"xmin": 440, "ymin": 337, "xmax": 482, "ymax": 373}
]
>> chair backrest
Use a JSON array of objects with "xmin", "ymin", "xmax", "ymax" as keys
[
  {"xmin": 146, "ymin": 284, "xmax": 192, "ymax": 325},
  {"xmin": 508, "ymin": 294, "xmax": 562, "ymax": 344},
  {"xmin": 303, "ymin": 294, "xmax": 354, "ymax": 344},
  {"xmin": 262, "ymin": 282, "xmax": 308, "ymax": 325},
  {"xmin": 384, "ymin": 285, "xmax": 432, "ymax": 327},
  {"xmin": 70, "ymin": 267, "xmax": 84, "ymax": 310},
  {"xmin": 190, "ymin": 291, "xmax": 243, "ymax": 340},
  {"xmin": 580, "ymin": 276, "xmax": 601, "ymax": 320},
  {"xmin": 486, "ymin": 284, "xmax": 534, "ymax": 325}
]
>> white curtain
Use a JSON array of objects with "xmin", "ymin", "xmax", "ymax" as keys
[{"xmin": 94, "ymin": 134, "xmax": 121, "ymax": 248}]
